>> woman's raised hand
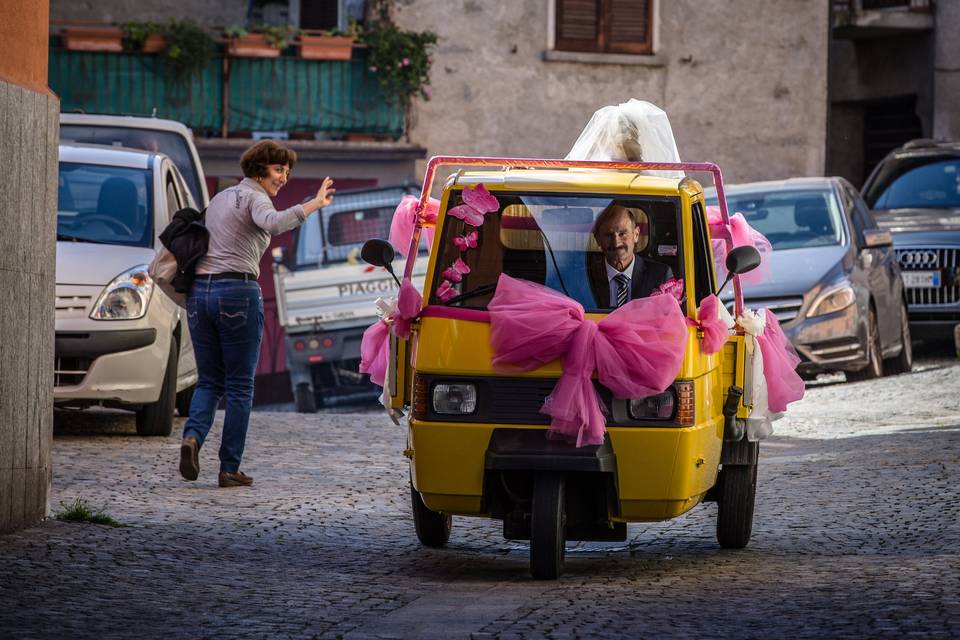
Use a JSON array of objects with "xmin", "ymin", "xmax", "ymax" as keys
[{"xmin": 316, "ymin": 176, "xmax": 336, "ymax": 208}]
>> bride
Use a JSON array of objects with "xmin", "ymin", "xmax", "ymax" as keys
[{"xmin": 565, "ymin": 99, "xmax": 683, "ymax": 178}]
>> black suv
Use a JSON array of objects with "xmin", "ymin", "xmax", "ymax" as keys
[{"xmin": 862, "ymin": 139, "xmax": 960, "ymax": 341}]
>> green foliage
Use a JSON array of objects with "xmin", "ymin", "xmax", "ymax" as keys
[
  {"xmin": 162, "ymin": 19, "xmax": 217, "ymax": 81},
  {"xmin": 122, "ymin": 21, "xmax": 164, "ymax": 52},
  {"xmin": 223, "ymin": 24, "xmax": 248, "ymax": 40},
  {"xmin": 259, "ymin": 24, "xmax": 299, "ymax": 50},
  {"xmin": 362, "ymin": 24, "xmax": 437, "ymax": 108},
  {"xmin": 54, "ymin": 498, "xmax": 125, "ymax": 528}
]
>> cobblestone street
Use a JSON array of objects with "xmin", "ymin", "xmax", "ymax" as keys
[{"xmin": 2, "ymin": 360, "xmax": 959, "ymax": 639}]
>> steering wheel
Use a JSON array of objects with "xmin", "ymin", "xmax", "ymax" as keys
[{"xmin": 77, "ymin": 214, "xmax": 134, "ymax": 236}]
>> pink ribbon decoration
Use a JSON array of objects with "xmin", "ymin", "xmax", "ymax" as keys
[
  {"xmin": 359, "ymin": 278, "xmax": 423, "ymax": 387},
  {"xmin": 754, "ymin": 309, "xmax": 805, "ymax": 412},
  {"xmin": 488, "ymin": 274, "xmax": 688, "ymax": 447},
  {"xmin": 390, "ymin": 195, "xmax": 439, "ymax": 257},
  {"xmin": 684, "ymin": 294, "xmax": 728, "ymax": 355},
  {"xmin": 706, "ymin": 205, "xmax": 773, "ymax": 287},
  {"xmin": 651, "ymin": 277, "xmax": 685, "ymax": 302}
]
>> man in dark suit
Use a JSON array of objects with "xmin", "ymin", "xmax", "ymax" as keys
[{"xmin": 587, "ymin": 204, "xmax": 674, "ymax": 308}]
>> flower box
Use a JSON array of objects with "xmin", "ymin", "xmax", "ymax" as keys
[
  {"xmin": 226, "ymin": 33, "xmax": 280, "ymax": 58},
  {"xmin": 61, "ymin": 27, "xmax": 124, "ymax": 53},
  {"xmin": 297, "ymin": 35, "xmax": 354, "ymax": 61},
  {"xmin": 141, "ymin": 34, "xmax": 167, "ymax": 54}
]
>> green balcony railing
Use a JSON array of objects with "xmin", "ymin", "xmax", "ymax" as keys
[{"xmin": 49, "ymin": 47, "xmax": 405, "ymax": 138}]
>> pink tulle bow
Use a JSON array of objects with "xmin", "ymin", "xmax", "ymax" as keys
[
  {"xmin": 488, "ymin": 274, "xmax": 688, "ymax": 447},
  {"xmin": 359, "ymin": 278, "xmax": 423, "ymax": 388},
  {"xmin": 755, "ymin": 309, "xmax": 805, "ymax": 412},
  {"xmin": 651, "ymin": 277, "xmax": 685, "ymax": 302},
  {"xmin": 706, "ymin": 205, "xmax": 773, "ymax": 287},
  {"xmin": 695, "ymin": 295, "xmax": 729, "ymax": 355},
  {"xmin": 390, "ymin": 195, "xmax": 439, "ymax": 257}
]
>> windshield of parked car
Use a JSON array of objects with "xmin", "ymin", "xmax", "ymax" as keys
[
  {"xmin": 870, "ymin": 159, "xmax": 960, "ymax": 210},
  {"xmin": 429, "ymin": 190, "xmax": 682, "ymax": 312},
  {"xmin": 57, "ymin": 162, "xmax": 153, "ymax": 248},
  {"xmin": 60, "ymin": 125, "xmax": 203, "ymax": 206},
  {"xmin": 709, "ymin": 189, "xmax": 843, "ymax": 251}
]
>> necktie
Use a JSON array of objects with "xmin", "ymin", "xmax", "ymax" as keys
[{"xmin": 614, "ymin": 273, "xmax": 629, "ymax": 307}]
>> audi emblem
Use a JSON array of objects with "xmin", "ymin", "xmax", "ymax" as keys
[{"xmin": 898, "ymin": 250, "xmax": 939, "ymax": 268}]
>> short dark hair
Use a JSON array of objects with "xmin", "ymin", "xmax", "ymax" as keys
[
  {"xmin": 594, "ymin": 203, "xmax": 640, "ymax": 236},
  {"xmin": 240, "ymin": 140, "xmax": 297, "ymax": 178}
]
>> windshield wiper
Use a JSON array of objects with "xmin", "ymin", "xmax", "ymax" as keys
[{"xmin": 443, "ymin": 282, "xmax": 497, "ymax": 306}]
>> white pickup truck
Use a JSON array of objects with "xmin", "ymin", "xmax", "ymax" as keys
[{"xmin": 273, "ymin": 186, "xmax": 428, "ymax": 412}]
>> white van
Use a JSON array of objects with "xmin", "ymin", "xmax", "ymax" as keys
[{"xmin": 55, "ymin": 143, "xmax": 199, "ymax": 435}]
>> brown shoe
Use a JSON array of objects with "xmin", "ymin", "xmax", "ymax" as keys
[
  {"xmin": 218, "ymin": 470, "xmax": 253, "ymax": 488},
  {"xmin": 179, "ymin": 437, "xmax": 199, "ymax": 481}
]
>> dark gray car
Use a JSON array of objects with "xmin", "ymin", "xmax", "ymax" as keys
[{"xmin": 707, "ymin": 177, "xmax": 912, "ymax": 381}]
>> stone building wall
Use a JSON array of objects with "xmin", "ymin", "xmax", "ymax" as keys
[
  {"xmin": 0, "ymin": 1, "xmax": 58, "ymax": 533},
  {"xmin": 395, "ymin": 0, "xmax": 829, "ymax": 185}
]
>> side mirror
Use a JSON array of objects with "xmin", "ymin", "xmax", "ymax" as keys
[
  {"xmin": 718, "ymin": 245, "xmax": 762, "ymax": 293},
  {"xmin": 863, "ymin": 229, "xmax": 892, "ymax": 248},
  {"xmin": 361, "ymin": 238, "xmax": 401, "ymax": 286}
]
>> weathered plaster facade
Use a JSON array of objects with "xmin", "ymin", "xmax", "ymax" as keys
[
  {"xmin": 395, "ymin": 0, "xmax": 829, "ymax": 185},
  {"xmin": 0, "ymin": 0, "xmax": 57, "ymax": 533}
]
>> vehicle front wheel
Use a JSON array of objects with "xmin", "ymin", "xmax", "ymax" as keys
[
  {"xmin": 884, "ymin": 302, "xmax": 913, "ymax": 375},
  {"xmin": 410, "ymin": 481, "xmax": 452, "ymax": 548},
  {"xmin": 716, "ymin": 464, "xmax": 757, "ymax": 549},
  {"xmin": 136, "ymin": 338, "xmax": 177, "ymax": 436},
  {"xmin": 846, "ymin": 307, "xmax": 883, "ymax": 382},
  {"xmin": 530, "ymin": 473, "xmax": 566, "ymax": 580}
]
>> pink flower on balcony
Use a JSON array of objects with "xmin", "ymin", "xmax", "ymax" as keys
[
  {"xmin": 402, "ymin": 57, "xmax": 411, "ymax": 66},
  {"xmin": 369, "ymin": 65, "xmax": 377, "ymax": 72}
]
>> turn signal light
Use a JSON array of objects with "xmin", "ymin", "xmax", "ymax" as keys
[
  {"xmin": 412, "ymin": 374, "xmax": 428, "ymax": 420},
  {"xmin": 675, "ymin": 380, "xmax": 695, "ymax": 426}
]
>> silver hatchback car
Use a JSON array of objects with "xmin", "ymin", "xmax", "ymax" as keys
[{"xmin": 707, "ymin": 177, "xmax": 912, "ymax": 381}]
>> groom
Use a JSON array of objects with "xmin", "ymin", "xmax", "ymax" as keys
[{"xmin": 587, "ymin": 203, "xmax": 674, "ymax": 309}]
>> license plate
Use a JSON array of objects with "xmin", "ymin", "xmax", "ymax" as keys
[{"xmin": 902, "ymin": 271, "xmax": 940, "ymax": 289}]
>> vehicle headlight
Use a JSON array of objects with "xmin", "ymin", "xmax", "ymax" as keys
[
  {"xmin": 432, "ymin": 382, "xmax": 477, "ymax": 415},
  {"xmin": 628, "ymin": 388, "xmax": 677, "ymax": 420},
  {"xmin": 807, "ymin": 283, "xmax": 855, "ymax": 317},
  {"xmin": 90, "ymin": 264, "xmax": 154, "ymax": 320}
]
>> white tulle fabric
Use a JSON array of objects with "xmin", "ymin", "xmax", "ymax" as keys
[{"xmin": 565, "ymin": 99, "xmax": 683, "ymax": 178}]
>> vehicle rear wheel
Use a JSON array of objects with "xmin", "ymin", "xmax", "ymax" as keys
[
  {"xmin": 136, "ymin": 338, "xmax": 177, "ymax": 436},
  {"xmin": 530, "ymin": 473, "xmax": 566, "ymax": 580},
  {"xmin": 410, "ymin": 481, "xmax": 452, "ymax": 548},
  {"xmin": 845, "ymin": 307, "xmax": 883, "ymax": 382},
  {"xmin": 294, "ymin": 382, "xmax": 318, "ymax": 413},
  {"xmin": 716, "ymin": 464, "xmax": 757, "ymax": 549},
  {"xmin": 175, "ymin": 383, "xmax": 195, "ymax": 418},
  {"xmin": 884, "ymin": 302, "xmax": 913, "ymax": 375}
]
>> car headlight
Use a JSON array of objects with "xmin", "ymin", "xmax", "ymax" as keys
[
  {"xmin": 807, "ymin": 283, "xmax": 855, "ymax": 317},
  {"xmin": 432, "ymin": 382, "xmax": 477, "ymax": 415},
  {"xmin": 628, "ymin": 388, "xmax": 676, "ymax": 420},
  {"xmin": 90, "ymin": 264, "xmax": 154, "ymax": 320}
]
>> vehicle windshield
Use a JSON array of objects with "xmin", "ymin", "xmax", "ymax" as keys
[
  {"xmin": 296, "ymin": 187, "xmax": 423, "ymax": 267},
  {"xmin": 57, "ymin": 162, "xmax": 153, "ymax": 247},
  {"xmin": 429, "ymin": 190, "xmax": 682, "ymax": 312},
  {"xmin": 708, "ymin": 189, "xmax": 843, "ymax": 250},
  {"xmin": 871, "ymin": 159, "xmax": 960, "ymax": 210},
  {"xmin": 60, "ymin": 124, "xmax": 203, "ymax": 206}
]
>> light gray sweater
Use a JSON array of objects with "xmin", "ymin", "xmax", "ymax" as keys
[{"xmin": 196, "ymin": 178, "xmax": 307, "ymax": 278}]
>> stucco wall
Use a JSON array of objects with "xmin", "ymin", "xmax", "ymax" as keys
[
  {"xmin": 396, "ymin": 0, "xmax": 829, "ymax": 184},
  {"xmin": 0, "ymin": 80, "xmax": 58, "ymax": 533},
  {"xmin": 934, "ymin": 0, "xmax": 960, "ymax": 140},
  {"xmin": 49, "ymin": 0, "xmax": 248, "ymax": 27}
]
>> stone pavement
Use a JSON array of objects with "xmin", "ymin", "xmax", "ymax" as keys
[{"xmin": 1, "ymin": 363, "xmax": 959, "ymax": 639}]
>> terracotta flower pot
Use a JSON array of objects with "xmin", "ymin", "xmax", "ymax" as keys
[
  {"xmin": 297, "ymin": 35, "xmax": 354, "ymax": 61},
  {"xmin": 226, "ymin": 33, "xmax": 281, "ymax": 58},
  {"xmin": 141, "ymin": 34, "xmax": 167, "ymax": 54},
  {"xmin": 62, "ymin": 26, "xmax": 124, "ymax": 53}
]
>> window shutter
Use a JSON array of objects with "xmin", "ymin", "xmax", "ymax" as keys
[
  {"xmin": 606, "ymin": 0, "xmax": 653, "ymax": 54},
  {"xmin": 556, "ymin": 0, "xmax": 601, "ymax": 53}
]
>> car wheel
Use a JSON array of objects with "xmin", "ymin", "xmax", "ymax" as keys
[
  {"xmin": 884, "ymin": 302, "xmax": 913, "ymax": 375},
  {"xmin": 845, "ymin": 307, "xmax": 883, "ymax": 382},
  {"xmin": 410, "ymin": 480, "xmax": 452, "ymax": 548},
  {"xmin": 136, "ymin": 338, "xmax": 177, "ymax": 436},
  {"xmin": 175, "ymin": 383, "xmax": 195, "ymax": 418},
  {"xmin": 716, "ymin": 464, "xmax": 758, "ymax": 549},
  {"xmin": 530, "ymin": 473, "xmax": 566, "ymax": 580}
]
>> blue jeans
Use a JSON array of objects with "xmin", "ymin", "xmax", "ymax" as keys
[{"xmin": 182, "ymin": 278, "xmax": 264, "ymax": 473}]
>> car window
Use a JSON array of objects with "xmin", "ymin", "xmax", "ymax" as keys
[
  {"xmin": 691, "ymin": 201, "xmax": 716, "ymax": 303},
  {"xmin": 872, "ymin": 158, "xmax": 960, "ymax": 210},
  {"xmin": 57, "ymin": 162, "xmax": 153, "ymax": 247},
  {"xmin": 839, "ymin": 182, "xmax": 866, "ymax": 246},
  {"xmin": 164, "ymin": 174, "xmax": 181, "ymax": 226},
  {"xmin": 60, "ymin": 124, "xmax": 204, "ymax": 206},
  {"xmin": 711, "ymin": 189, "xmax": 844, "ymax": 251}
]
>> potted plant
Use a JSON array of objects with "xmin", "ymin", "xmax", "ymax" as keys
[
  {"xmin": 61, "ymin": 25, "xmax": 124, "ymax": 52},
  {"xmin": 362, "ymin": 23, "xmax": 437, "ymax": 111},
  {"xmin": 297, "ymin": 21, "xmax": 359, "ymax": 61},
  {"xmin": 122, "ymin": 21, "xmax": 166, "ymax": 53},
  {"xmin": 162, "ymin": 19, "xmax": 217, "ymax": 81},
  {"xmin": 224, "ymin": 24, "xmax": 297, "ymax": 58}
]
